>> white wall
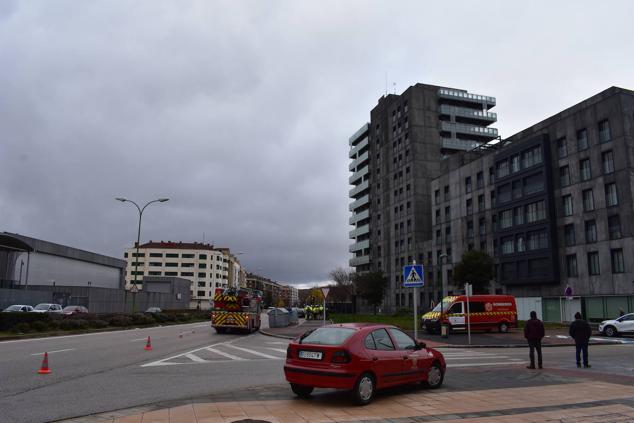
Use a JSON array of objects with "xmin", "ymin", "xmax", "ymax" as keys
[{"xmin": 516, "ymin": 297, "xmax": 543, "ymax": 320}]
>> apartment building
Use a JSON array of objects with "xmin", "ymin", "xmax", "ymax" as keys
[
  {"xmin": 245, "ymin": 272, "xmax": 297, "ymax": 307},
  {"xmin": 124, "ymin": 241, "xmax": 232, "ymax": 308},
  {"xmin": 349, "ymin": 83, "xmax": 499, "ymax": 312},
  {"xmin": 431, "ymin": 86, "xmax": 634, "ymax": 298}
]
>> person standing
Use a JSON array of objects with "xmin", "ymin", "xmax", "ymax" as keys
[
  {"xmin": 524, "ymin": 311, "xmax": 545, "ymax": 369},
  {"xmin": 569, "ymin": 312, "xmax": 592, "ymax": 368}
]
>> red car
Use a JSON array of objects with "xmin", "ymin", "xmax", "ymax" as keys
[
  {"xmin": 284, "ymin": 323, "xmax": 446, "ymax": 404},
  {"xmin": 62, "ymin": 306, "xmax": 89, "ymax": 315}
]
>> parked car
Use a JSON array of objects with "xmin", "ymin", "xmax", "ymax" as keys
[
  {"xmin": 284, "ymin": 323, "xmax": 446, "ymax": 405},
  {"xmin": 62, "ymin": 305, "xmax": 89, "ymax": 315},
  {"xmin": 145, "ymin": 307, "xmax": 162, "ymax": 313},
  {"xmin": 599, "ymin": 313, "xmax": 634, "ymax": 337},
  {"xmin": 32, "ymin": 303, "xmax": 63, "ymax": 313},
  {"xmin": 2, "ymin": 305, "xmax": 34, "ymax": 313},
  {"xmin": 295, "ymin": 308, "xmax": 305, "ymax": 318}
]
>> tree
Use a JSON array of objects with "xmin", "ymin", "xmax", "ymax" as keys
[
  {"xmin": 452, "ymin": 250, "xmax": 494, "ymax": 294},
  {"xmin": 353, "ymin": 271, "xmax": 388, "ymax": 314},
  {"xmin": 329, "ymin": 267, "xmax": 356, "ymax": 299}
]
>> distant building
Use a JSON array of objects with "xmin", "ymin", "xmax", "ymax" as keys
[
  {"xmin": 245, "ymin": 272, "xmax": 296, "ymax": 307},
  {"xmin": 349, "ymin": 83, "xmax": 499, "ymax": 312},
  {"xmin": 432, "ymin": 86, "xmax": 634, "ymax": 298},
  {"xmin": 0, "ymin": 232, "xmax": 126, "ymax": 289},
  {"xmin": 123, "ymin": 241, "xmax": 237, "ymax": 309}
]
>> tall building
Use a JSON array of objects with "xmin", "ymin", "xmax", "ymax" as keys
[
  {"xmin": 349, "ymin": 84, "xmax": 498, "ymax": 312},
  {"xmin": 432, "ymin": 86, "xmax": 634, "ymax": 299},
  {"xmin": 124, "ymin": 241, "xmax": 234, "ymax": 308}
]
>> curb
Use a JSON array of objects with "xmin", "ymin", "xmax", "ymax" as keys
[
  {"xmin": 259, "ymin": 329, "xmax": 295, "ymax": 340},
  {"xmin": 437, "ymin": 340, "xmax": 622, "ymax": 348}
]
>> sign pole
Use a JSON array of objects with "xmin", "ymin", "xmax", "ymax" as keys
[
  {"xmin": 403, "ymin": 260, "xmax": 424, "ymax": 343},
  {"xmin": 466, "ymin": 283, "xmax": 471, "ymax": 346},
  {"xmin": 321, "ymin": 287, "xmax": 330, "ymax": 327},
  {"xmin": 414, "ymin": 285, "xmax": 418, "ymax": 341}
]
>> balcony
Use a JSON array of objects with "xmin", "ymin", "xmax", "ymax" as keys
[
  {"xmin": 438, "ymin": 88, "xmax": 496, "ymax": 109},
  {"xmin": 349, "ymin": 136, "xmax": 369, "ymax": 158},
  {"xmin": 349, "ymin": 255, "xmax": 370, "ymax": 267},
  {"xmin": 349, "ymin": 123, "xmax": 370, "ymax": 146},
  {"xmin": 349, "ymin": 224, "xmax": 370, "ymax": 239},
  {"xmin": 349, "ymin": 150, "xmax": 369, "ymax": 171},
  {"xmin": 349, "ymin": 166, "xmax": 368, "ymax": 185},
  {"xmin": 441, "ymin": 137, "xmax": 483, "ymax": 151},
  {"xmin": 349, "ymin": 180, "xmax": 370, "ymax": 198},
  {"xmin": 441, "ymin": 122, "xmax": 498, "ymax": 140},
  {"xmin": 439, "ymin": 105, "xmax": 497, "ymax": 123},
  {"xmin": 349, "ymin": 194, "xmax": 370, "ymax": 212},
  {"xmin": 349, "ymin": 209, "xmax": 370, "ymax": 225},
  {"xmin": 349, "ymin": 239, "xmax": 370, "ymax": 253}
]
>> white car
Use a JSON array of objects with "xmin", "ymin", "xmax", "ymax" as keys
[
  {"xmin": 598, "ymin": 313, "xmax": 634, "ymax": 337},
  {"xmin": 32, "ymin": 303, "xmax": 63, "ymax": 313},
  {"xmin": 2, "ymin": 305, "xmax": 34, "ymax": 312}
]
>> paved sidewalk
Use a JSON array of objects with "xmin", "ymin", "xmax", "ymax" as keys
[{"xmin": 59, "ymin": 381, "xmax": 634, "ymax": 422}]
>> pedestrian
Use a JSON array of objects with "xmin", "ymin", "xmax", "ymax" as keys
[
  {"xmin": 524, "ymin": 311, "xmax": 545, "ymax": 369},
  {"xmin": 569, "ymin": 312, "xmax": 592, "ymax": 368},
  {"xmin": 619, "ymin": 308, "xmax": 625, "ymax": 317}
]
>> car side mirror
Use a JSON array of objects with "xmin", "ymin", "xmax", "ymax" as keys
[{"xmin": 415, "ymin": 341, "xmax": 426, "ymax": 350}]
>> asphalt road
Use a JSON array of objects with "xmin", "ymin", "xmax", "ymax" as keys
[{"xmin": 1, "ymin": 318, "xmax": 633, "ymax": 423}]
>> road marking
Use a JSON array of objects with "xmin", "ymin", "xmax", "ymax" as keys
[
  {"xmin": 184, "ymin": 353, "xmax": 208, "ymax": 363},
  {"xmin": 224, "ymin": 344, "xmax": 280, "ymax": 359},
  {"xmin": 31, "ymin": 348, "xmax": 75, "ymax": 356},
  {"xmin": 265, "ymin": 341, "xmax": 287, "ymax": 345},
  {"xmin": 264, "ymin": 347, "xmax": 289, "ymax": 354},
  {"xmin": 141, "ymin": 338, "xmax": 240, "ymax": 367},
  {"xmin": 193, "ymin": 324, "xmax": 209, "ymax": 328},
  {"xmin": 206, "ymin": 347, "xmax": 244, "ymax": 361},
  {"xmin": 445, "ymin": 356, "xmax": 512, "ymax": 360},
  {"xmin": 448, "ymin": 361, "xmax": 527, "ymax": 368},
  {"xmin": 130, "ymin": 338, "xmax": 149, "ymax": 342}
]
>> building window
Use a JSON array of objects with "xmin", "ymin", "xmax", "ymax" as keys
[
  {"xmin": 465, "ymin": 176, "xmax": 472, "ymax": 193},
  {"xmin": 608, "ymin": 215, "xmax": 622, "ymax": 240},
  {"xmin": 182, "ymin": 253, "xmax": 195, "ymax": 259},
  {"xmin": 511, "ymin": 154, "xmax": 521, "ymax": 173},
  {"xmin": 560, "ymin": 165, "xmax": 570, "ymax": 187},
  {"xmin": 197, "ymin": 290, "xmax": 205, "ymax": 297},
  {"xmin": 124, "ymin": 252, "xmax": 128, "ymax": 258},
  {"xmin": 514, "ymin": 206, "xmax": 524, "ymax": 226},
  {"xmin": 500, "ymin": 209, "xmax": 513, "ymax": 229},
  {"xmin": 165, "ymin": 262, "xmax": 178, "ymax": 267},
  {"xmin": 566, "ymin": 254, "xmax": 578, "ymax": 277},
  {"xmin": 199, "ymin": 263, "xmax": 207, "ymax": 269},
  {"xmin": 149, "ymin": 262, "xmax": 162, "ymax": 267},
  {"xmin": 585, "ymin": 220, "xmax": 597, "ymax": 243},
  {"xmin": 512, "ymin": 180, "xmax": 522, "ymax": 199},
  {"xmin": 476, "ymin": 171, "xmax": 484, "ymax": 189},
  {"xmin": 602, "ymin": 150, "xmax": 614, "ymax": 174},
  {"xmin": 587, "ymin": 252, "xmax": 600, "ymax": 275},
  {"xmin": 435, "ymin": 209, "xmax": 440, "ymax": 222},
  {"xmin": 611, "ymin": 249, "xmax": 625, "ymax": 273},
  {"xmin": 181, "ymin": 272, "xmax": 194, "ymax": 277},
  {"xmin": 515, "ymin": 235, "xmax": 525, "ymax": 252},
  {"xmin": 497, "ymin": 160, "xmax": 509, "ymax": 178},
  {"xmin": 466, "ymin": 198, "xmax": 473, "ymax": 215},
  {"xmin": 166, "ymin": 253, "xmax": 179, "ymax": 258},
  {"xmin": 467, "ymin": 220, "xmax": 474, "ymax": 238},
  {"xmin": 522, "ymin": 145, "xmax": 542, "ymax": 168},
  {"xmin": 478, "ymin": 194, "xmax": 484, "ymax": 211},
  {"xmin": 149, "ymin": 252, "xmax": 163, "ymax": 258},
  {"xmin": 479, "ymin": 218, "xmax": 486, "ymax": 236},
  {"xmin": 181, "ymin": 263, "xmax": 195, "ymax": 268},
  {"xmin": 498, "ymin": 183, "xmax": 511, "ymax": 204},
  {"xmin": 582, "ymin": 189, "xmax": 595, "ymax": 212},
  {"xmin": 490, "ymin": 190, "xmax": 496, "ymax": 207},
  {"xmin": 165, "ymin": 271, "xmax": 177, "ymax": 276},
  {"xmin": 557, "ymin": 137, "xmax": 567, "ymax": 158},
  {"xmin": 562, "ymin": 194, "xmax": 573, "ymax": 216},
  {"xmin": 501, "ymin": 237, "xmax": 514, "ymax": 255},
  {"xmin": 434, "ymin": 189, "xmax": 440, "ymax": 204},
  {"xmin": 489, "ymin": 166, "xmax": 495, "ymax": 184},
  {"xmin": 444, "ymin": 185, "xmax": 449, "ymax": 201},
  {"xmin": 526, "ymin": 200, "xmax": 546, "ymax": 223},
  {"xmin": 527, "ymin": 230, "xmax": 548, "ymax": 250},
  {"xmin": 199, "ymin": 254, "xmax": 207, "ymax": 260},
  {"xmin": 605, "ymin": 183, "xmax": 618, "ymax": 207},
  {"xmin": 523, "ymin": 173, "xmax": 544, "ymax": 195},
  {"xmin": 445, "ymin": 225, "xmax": 451, "ymax": 237},
  {"xmin": 198, "ymin": 281, "xmax": 206, "ymax": 287},
  {"xmin": 598, "ymin": 119, "xmax": 611, "ymax": 143},
  {"xmin": 445, "ymin": 206, "xmax": 450, "ymax": 221},
  {"xmin": 564, "ymin": 224, "xmax": 576, "ymax": 247},
  {"xmin": 579, "ymin": 159, "xmax": 591, "ymax": 181},
  {"xmin": 148, "ymin": 271, "xmax": 161, "ymax": 276},
  {"xmin": 577, "ymin": 129, "xmax": 588, "ymax": 151}
]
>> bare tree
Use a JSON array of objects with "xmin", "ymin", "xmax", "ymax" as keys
[{"xmin": 329, "ymin": 267, "xmax": 356, "ymax": 299}]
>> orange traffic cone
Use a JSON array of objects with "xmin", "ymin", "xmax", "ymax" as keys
[
  {"xmin": 38, "ymin": 352, "xmax": 51, "ymax": 374},
  {"xmin": 144, "ymin": 336, "xmax": 153, "ymax": 351}
]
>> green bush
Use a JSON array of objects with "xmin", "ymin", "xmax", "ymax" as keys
[
  {"xmin": 48, "ymin": 320, "xmax": 61, "ymax": 330},
  {"xmin": 11, "ymin": 322, "xmax": 31, "ymax": 333},
  {"xmin": 90, "ymin": 320, "xmax": 108, "ymax": 329},
  {"xmin": 31, "ymin": 321, "xmax": 49, "ymax": 332},
  {"xmin": 60, "ymin": 319, "xmax": 88, "ymax": 330},
  {"xmin": 0, "ymin": 313, "xmax": 51, "ymax": 331},
  {"xmin": 131, "ymin": 313, "xmax": 154, "ymax": 325},
  {"xmin": 109, "ymin": 315, "xmax": 133, "ymax": 327}
]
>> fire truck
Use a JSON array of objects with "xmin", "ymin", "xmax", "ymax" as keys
[{"xmin": 211, "ymin": 287, "xmax": 262, "ymax": 334}]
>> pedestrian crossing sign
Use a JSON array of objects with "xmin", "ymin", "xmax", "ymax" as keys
[{"xmin": 403, "ymin": 265, "xmax": 424, "ymax": 287}]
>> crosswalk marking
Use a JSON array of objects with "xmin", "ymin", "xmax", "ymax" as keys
[
  {"xmin": 224, "ymin": 344, "xmax": 281, "ymax": 359},
  {"xmin": 448, "ymin": 361, "xmax": 526, "ymax": 368},
  {"xmin": 205, "ymin": 347, "xmax": 245, "ymax": 361},
  {"xmin": 185, "ymin": 353, "xmax": 208, "ymax": 363},
  {"xmin": 264, "ymin": 347, "xmax": 289, "ymax": 354}
]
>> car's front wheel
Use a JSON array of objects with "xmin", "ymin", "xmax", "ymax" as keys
[
  {"xmin": 499, "ymin": 322, "xmax": 509, "ymax": 333},
  {"xmin": 352, "ymin": 372, "xmax": 375, "ymax": 405},
  {"xmin": 290, "ymin": 383, "xmax": 313, "ymax": 398},
  {"xmin": 422, "ymin": 362, "xmax": 444, "ymax": 389},
  {"xmin": 604, "ymin": 325, "xmax": 617, "ymax": 337}
]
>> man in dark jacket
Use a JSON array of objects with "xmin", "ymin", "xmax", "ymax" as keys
[
  {"xmin": 569, "ymin": 312, "xmax": 592, "ymax": 368},
  {"xmin": 524, "ymin": 311, "xmax": 545, "ymax": 369}
]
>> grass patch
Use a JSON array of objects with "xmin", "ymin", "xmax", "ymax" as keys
[{"xmin": 330, "ymin": 313, "xmax": 417, "ymax": 330}]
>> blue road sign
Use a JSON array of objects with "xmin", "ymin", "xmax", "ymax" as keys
[{"xmin": 403, "ymin": 265, "xmax": 424, "ymax": 288}]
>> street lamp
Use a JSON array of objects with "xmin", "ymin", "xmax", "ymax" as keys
[
  {"xmin": 116, "ymin": 197, "xmax": 169, "ymax": 310},
  {"xmin": 438, "ymin": 253, "xmax": 449, "ymax": 338}
]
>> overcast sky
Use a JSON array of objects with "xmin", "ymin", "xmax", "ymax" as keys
[{"xmin": 1, "ymin": 1, "xmax": 633, "ymax": 287}]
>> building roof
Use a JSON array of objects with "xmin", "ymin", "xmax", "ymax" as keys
[{"xmin": 136, "ymin": 241, "xmax": 218, "ymax": 251}]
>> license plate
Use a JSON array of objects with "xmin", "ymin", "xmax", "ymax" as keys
[{"xmin": 299, "ymin": 350, "xmax": 322, "ymax": 360}]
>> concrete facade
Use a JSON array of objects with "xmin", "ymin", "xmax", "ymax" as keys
[
  {"xmin": 432, "ymin": 86, "xmax": 634, "ymax": 298},
  {"xmin": 349, "ymin": 84, "xmax": 498, "ymax": 312}
]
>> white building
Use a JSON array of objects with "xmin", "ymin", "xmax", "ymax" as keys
[{"xmin": 124, "ymin": 241, "xmax": 234, "ymax": 309}]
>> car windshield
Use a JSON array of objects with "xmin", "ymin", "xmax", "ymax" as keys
[
  {"xmin": 4, "ymin": 305, "xmax": 21, "ymax": 311},
  {"xmin": 431, "ymin": 299, "xmax": 454, "ymax": 312},
  {"xmin": 299, "ymin": 327, "xmax": 356, "ymax": 345},
  {"xmin": 34, "ymin": 304, "xmax": 50, "ymax": 310},
  {"xmin": 63, "ymin": 307, "xmax": 77, "ymax": 311}
]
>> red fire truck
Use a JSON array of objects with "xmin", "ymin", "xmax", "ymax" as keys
[{"xmin": 211, "ymin": 287, "xmax": 261, "ymax": 334}]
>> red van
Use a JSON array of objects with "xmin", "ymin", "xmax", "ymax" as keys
[{"xmin": 421, "ymin": 295, "xmax": 517, "ymax": 334}]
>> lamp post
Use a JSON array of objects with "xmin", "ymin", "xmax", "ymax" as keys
[
  {"xmin": 438, "ymin": 253, "xmax": 448, "ymax": 338},
  {"xmin": 116, "ymin": 197, "xmax": 169, "ymax": 311}
]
